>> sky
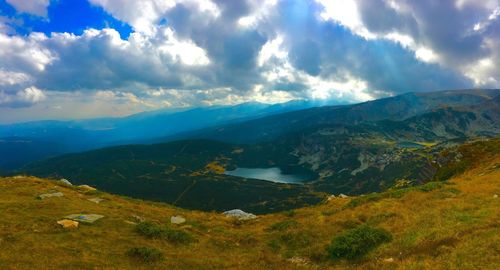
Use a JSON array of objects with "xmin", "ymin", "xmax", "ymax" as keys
[{"xmin": 0, "ymin": 0, "xmax": 499, "ymax": 123}]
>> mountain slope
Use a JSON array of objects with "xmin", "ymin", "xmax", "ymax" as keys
[
  {"xmin": 21, "ymin": 140, "xmax": 323, "ymax": 214},
  {"xmin": 1, "ymin": 139, "xmax": 498, "ymax": 269},
  {"xmin": 0, "ymin": 100, "xmax": 320, "ymax": 170},
  {"xmin": 178, "ymin": 89, "xmax": 499, "ymax": 143},
  {"xmin": 20, "ymin": 90, "xmax": 500, "ymax": 212}
]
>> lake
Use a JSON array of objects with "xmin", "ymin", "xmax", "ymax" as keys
[{"xmin": 224, "ymin": 167, "xmax": 310, "ymax": 184}]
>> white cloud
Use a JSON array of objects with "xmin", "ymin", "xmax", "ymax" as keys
[
  {"xmin": 17, "ymin": 86, "xmax": 46, "ymax": 103},
  {"xmin": 415, "ymin": 47, "xmax": 438, "ymax": 63},
  {"xmin": 0, "ymin": 69, "xmax": 31, "ymax": 86},
  {"xmin": 0, "ymin": 32, "xmax": 55, "ymax": 72},
  {"xmin": 0, "ymin": 86, "xmax": 46, "ymax": 107},
  {"xmin": 316, "ymin": 0, "xmax": 376, "ymax": 39},
  {"xmin": 5, "ymin": 0, "xmax": 50, "ymax": 17},
  {"xmin": 89, "ymin": 0, "xmax": 220, "ymax": 36},
  {"xmin": 157, "ymin": 28, "xmax": 210, "ymax": 66}
]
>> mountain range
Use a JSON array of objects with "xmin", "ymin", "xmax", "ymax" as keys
[
  {"xmin": 0, "ymin": 100, "xmax": 330, "ymax": 170},
  {"xmin": 17, "ymin": 89, "xmax": 500, "ymax": 213}
]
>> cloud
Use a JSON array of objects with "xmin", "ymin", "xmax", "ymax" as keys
[
  {"xmin": 2, "ymin": 0, "xmax": 499, "ymax": 122},
  {"xmin": 0, "ymin": 86, "xmax": 46, "ymax": 108},
  {"xmin": 5, "ymin": 0, "xmax": 50, "ymax": 17}
]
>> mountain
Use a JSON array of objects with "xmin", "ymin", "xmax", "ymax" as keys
[
  {"xmin": 20, "ymin": 90, "xmax": 500, "ymax": 213},
  {"xmin": 175, "ymin": 89, "xmax": 499, "ymax": 143},
  {"xmin": 1, "ymin": 139, "xmax": 498, "ymax": 269},
  {"xmin": 0, "ymin": 100, "xmax": 323, "ymax": 170}
]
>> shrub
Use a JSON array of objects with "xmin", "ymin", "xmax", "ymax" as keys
[
  {"xmin": 135, "ymin": 222, "xmax": 194, "ymax": 244},
  {"xmin": 266, "ymin": 220, "xmax": 299, "ymax": 232},
  {"xmin": 416, "ymin": 181, "xmax": 444, "ymax": 192},
  {"xmin": 267, "ymin": 231, "xmax": 313, "ymax": 256},
  {"xmin": 327, "ymin": 225, "xmax": 392, "ymax": 261},
  {"xmin": 127, "ymin": 247, "xmax": 164, "ymax": 262}
]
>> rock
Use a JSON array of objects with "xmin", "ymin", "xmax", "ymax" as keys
[
  {"xmin": 78, "ymin": 185, "xmax": 97, "ymax": 191},
  {"xmin": 338, "ymin": 193, "xmax": 349, "ymax": 198},
  {"xmin": 170, "ymin": 216, "xmax": 186, "ymax": 224},
  {"xmin": 65, "ymin": 214, "xmax": 104, "ymax": 224},
  {"xmin": 287, "ymin": 257, "xmax": 308, "ymax": 265},
  {"xmin": 124, "ymin": 220, "xmax": 137, "ymax": 225},
  {"xmin": 223, "ymin": 209, "xmax": 257, "ymax": 220},
  {"xmin": 87, "ymin": 197, "xmax": 104, "ymax": 204},
  {"xmin": 132, "ymin": 215, "xmax": 146, "ymax": 222},
  {"xmin": 59, "ymin": 179, "xmax": 72, "ymax": 186},
  {"xmin": 57, "ymin": 219, "xmax": 79, "ymax": 229},
  {"xmin": 327, "ymin": 195, "xmax": 336, "ymax": 201},
  {"xmin": 494, "ymin": 194, "xmax": 498, "ymax": 198},
  {"xmin": 37, "ymin": 192, "xmax": 64, "ymax": 199},
  {"xmin": 383, "ymin": 257, "xmax": 394, "ymax": 263}
]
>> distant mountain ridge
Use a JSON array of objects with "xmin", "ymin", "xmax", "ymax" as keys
[
  {"xmin": 0, "ymin": 100, "xmax": 328, "ymax": 169},
  {"xmin": 173, "ymin": 89, "xmax": 500, "ymax": 143}
]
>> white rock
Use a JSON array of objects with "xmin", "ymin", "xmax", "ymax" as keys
[
  {"xmin": 223, "ymin": 209, "xmax": 257, "ymax": 220},
  {"xmin": 37, "ymin": 192, "xmax": 64, "ymax": 199},
  {"xmin": 494, "ymin": 194, "xmax": 498, "ymax": 198},
  {"xmin": 65, "ymin": 214, "xmax": 104, "ymax": 224},
  {"xmin": 170, "ymin": 216, "xmax": 186, "ymax": 224},
  {"xmin": 59, "ymin": 179, "xmax": 72, "ymax": 186},
  {"xmin": 87, "ymin": 197, "xmax": 104, "ymax": 204},
  {"xmin": 338, "ymin": 193, "xmax": 349, "ymax": 198},
  {"xmin": 78, "ymin": 185, "xmax": 97, "ymax": 191}
]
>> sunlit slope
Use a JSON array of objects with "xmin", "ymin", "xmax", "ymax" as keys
[{"xmin": 0, "ymin": 139, "xmax": 498, "ymax": 269}]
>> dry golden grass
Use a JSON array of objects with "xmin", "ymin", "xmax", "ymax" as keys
[{"xmin": 0, "ymin": 144, "xmax": 498, "ymax": 269}]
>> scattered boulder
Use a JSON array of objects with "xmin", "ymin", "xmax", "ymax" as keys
[
  {"xmin": 37, "ymin": 192, "xmax": 64, "ymax": 200},
  {"xmin": 88, "ymin": 197, "xmax": 104, "ymax": 204},
  {"xmin": 78, "ymin": 185, "xmax": 97, "ymax": 191},
  {"xmin": 338, "ymin": 193, "xmax": 349, "ymax": 198},
  {"xmin": 124, "ymin": 220, "xmax": 137, "ymax": 225},
  {"xmin": 383, "ymin": 257, "xmax": 395, "ymax": 263},
  {"xmin": 287, "ymin": 257, "xmax": 308, "ymax": 265},
  {"xmin": 59, "ymin": 179, "xmax": 72, "ymax": 186},
  {"xmin": 132, "ymin": 215, "xmax": 146, "ymax": 222},
  {"xmin": 65, "ymin": 214, "xmax": 104, "ymax": 224},
  {"xmin": 494, "ymin": 194, "xmax": 498, "ymax": 199},
  {"xmin": 170, "ymin": 216, "xmax": 186, "ymax": 225},
  {"xmin": 57, "ymin": 219, "xmax": 79, "ymax": 229},
  {"xmin": 223, "ymin": 209, "xmax": 257, "ymax": 220},
  {"xmin": 327, "ymin": 195, "xmax": 336, "ymax": 201}
]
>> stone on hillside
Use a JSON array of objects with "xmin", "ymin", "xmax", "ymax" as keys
[
  {"xmin": 57, "ymin": 219, "xmax": 79, "ymax": 229},
  {"xmin": 223, "ymin": 209, "xmax": 257, "ymax": 220},
  {"xmin": 132, "ymin": 215, "xmax": 146, "ymax": 222},
  {"xmin": 78, "ymin": 185, "xmax": 97, "ymax": 191},
  {"xmin": 88, "ymin": 197, "xmax": 104, "ymax": 204},
  {"xmin": 383, "ymin": 257, "xmax": 394, "ymax": 263},
  {"xmin": 327, "ymin": 195, "xmax": 336, "ymax": 201},
  {"xmin": 494, "ymin": 194, "xmax": 498, "ymax": 198},
  {"xmin": 170, "ymin": 216, "xmax": 186, "ymax": 224},
  {"xmin": 338, "ymin": 193, "xmax": 349, "ymax": 198},
  {"xmin": 59, "ymin": 179, "xmax": 72, "ymax": 186},
  {"xmin": 37, "ymin": 192, "xmax": 64, "ymax": 199},
  {"xmin": 65, "ymin": 214, "xmax": 104, "ymax": 224}
]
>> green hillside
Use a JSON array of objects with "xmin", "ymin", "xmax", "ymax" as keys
[{"xmin": 1, "ymin": 139, "xmax": 498, "ymax": 269}]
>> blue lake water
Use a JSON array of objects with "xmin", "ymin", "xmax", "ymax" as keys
[{"xmin": 224, "ymin": 167, "xmax": 308, "ymax": 184}]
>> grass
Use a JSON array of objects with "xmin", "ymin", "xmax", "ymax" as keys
[
  {"xmin": 135, "ymin": 222, "xmax": 194, "ymax": 244},
  {"xmin": 127, "ymin": 247, "xmax": 164, "ymax": 262},
  {"xmin": 0, "ymin": 139, "xmax": 498, "ymax": 269},
  {"xmin": 326, "ymin": 225, "xmax": 392, "ymax": 261}
]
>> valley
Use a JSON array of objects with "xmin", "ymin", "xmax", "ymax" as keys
[
  {"xmin": 15, "ymin": 90, "xmax": 500, "ymax": 214},
  {"xmin": 0, "ymin": 138, "xmax": 498, "ymax": 269}
]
